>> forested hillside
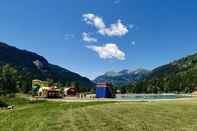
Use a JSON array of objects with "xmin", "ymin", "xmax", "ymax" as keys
[
  {"xmin": 127, "ymin": 54, "xmax": 197, "ymax": 93},
  {"xmin": 0, "ymin": 42, "xmax": 94, "ymax": 94}
]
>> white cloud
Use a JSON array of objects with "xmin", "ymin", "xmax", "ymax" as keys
[
  {"xmin": 64, "ymin": 34, "xmax": 75, "ymax": 40},
  {"xmin": 131, "ymin": 41, "xmax": 136, "ymax": 46},
  {"xmin": 98, "ymin": 19, "xmax": 128, "ymax": 37},
  {"xmin": 82, "ymin": 13, "xmax": 106, "ymax": 29},
  {"xmin": 82, "ymin": 13, "xmax": 128, "ymax": 37},
  {"xmin": 129, "ymin": 24, "xmax": 134, "ymax": 29},
  {"xmin": 86, "ymin": 43, "xmax": 125, "ymax": 60},
  {"xmin": 82, "ymin": 32, "xmax": 98, "ymax": 43},
  {"xmin": 114, "ymin": 0, "xmax": 120, "ymax": 4}
]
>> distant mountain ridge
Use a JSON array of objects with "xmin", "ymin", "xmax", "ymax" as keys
[
  {"xmin": 94, "ymin": 69, "xmax": 150, "ymax": 86},
  {"xmin": 0, "ymin": 42, "xmax": 94, "ymax": 90}
]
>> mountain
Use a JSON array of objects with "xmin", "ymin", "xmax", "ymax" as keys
[
  {"xmin": 0, "ymin": 42, "xmax": 95, "ymax": 91},
  {"xmin": 94, "ymin": 69, "xmax": 150, "ymax": 86},
  {"xmin": 150, "ymin": 54, "xmax": 197, "ymax": 78},
  {"xmin": 129, "ymin": 53, "xmax": 197, "ymax": 93}
]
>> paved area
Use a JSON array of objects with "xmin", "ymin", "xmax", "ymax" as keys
[{"xmin": 30, "ymin": 96, "xmax": 197, "ymax": 103}]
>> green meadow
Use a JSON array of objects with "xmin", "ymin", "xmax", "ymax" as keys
[{"xmin": 1, "ymin": 97, "xmax": 197, "ymax": 131}]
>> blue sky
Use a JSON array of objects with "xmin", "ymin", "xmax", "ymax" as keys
[{"xmin": 0, "ymin": 0, "xmax": 197, "ymax": 79}]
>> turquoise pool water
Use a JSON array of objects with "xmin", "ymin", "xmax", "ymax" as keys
[{"xmin": 115, "ymin": 94, "xmax": 192, "ymax": 100}]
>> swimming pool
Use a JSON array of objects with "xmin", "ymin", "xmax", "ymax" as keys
[{"xmin": 115, "ymin": 94, "xmax": 192, "ymax": 100}]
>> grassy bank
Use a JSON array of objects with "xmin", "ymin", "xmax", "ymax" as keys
[{"xmin": 1, "ymin": 97, "xmax": 197, "ymax": 131}]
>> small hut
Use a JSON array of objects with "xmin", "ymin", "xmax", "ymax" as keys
[
  {"xmin": 64, "ymin": 87, "xmax": 78, "ymax": 96},
  {"xmin": 64, "ymin": 82, "xmax": 79, "ymax": 97},
  {"xmin": 192, "ymin": 87, "xmax": 197, "ymax": 95}
]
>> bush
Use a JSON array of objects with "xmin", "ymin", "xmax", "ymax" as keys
[{"xmin": 0, "ymin": 101, "xmax": 8, "ymax": 107}]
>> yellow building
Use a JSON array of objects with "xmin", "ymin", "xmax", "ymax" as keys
[{"xmin": 32, "ymin": 80, "xmax": 61, "ymax": 98}]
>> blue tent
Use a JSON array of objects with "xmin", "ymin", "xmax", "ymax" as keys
[{"xmin": 96, "ymin": 83, "xmax": 113, "ymax": 98}]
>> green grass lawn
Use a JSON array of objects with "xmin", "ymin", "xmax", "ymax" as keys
[{"xmin": 1, "ymin": 97, "xmax": 197, "ymax": 131}]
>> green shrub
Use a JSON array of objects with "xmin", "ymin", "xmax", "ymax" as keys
[{"xmin": 0, "ymin": 101, "xmax": 8, "ymax": 107}]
